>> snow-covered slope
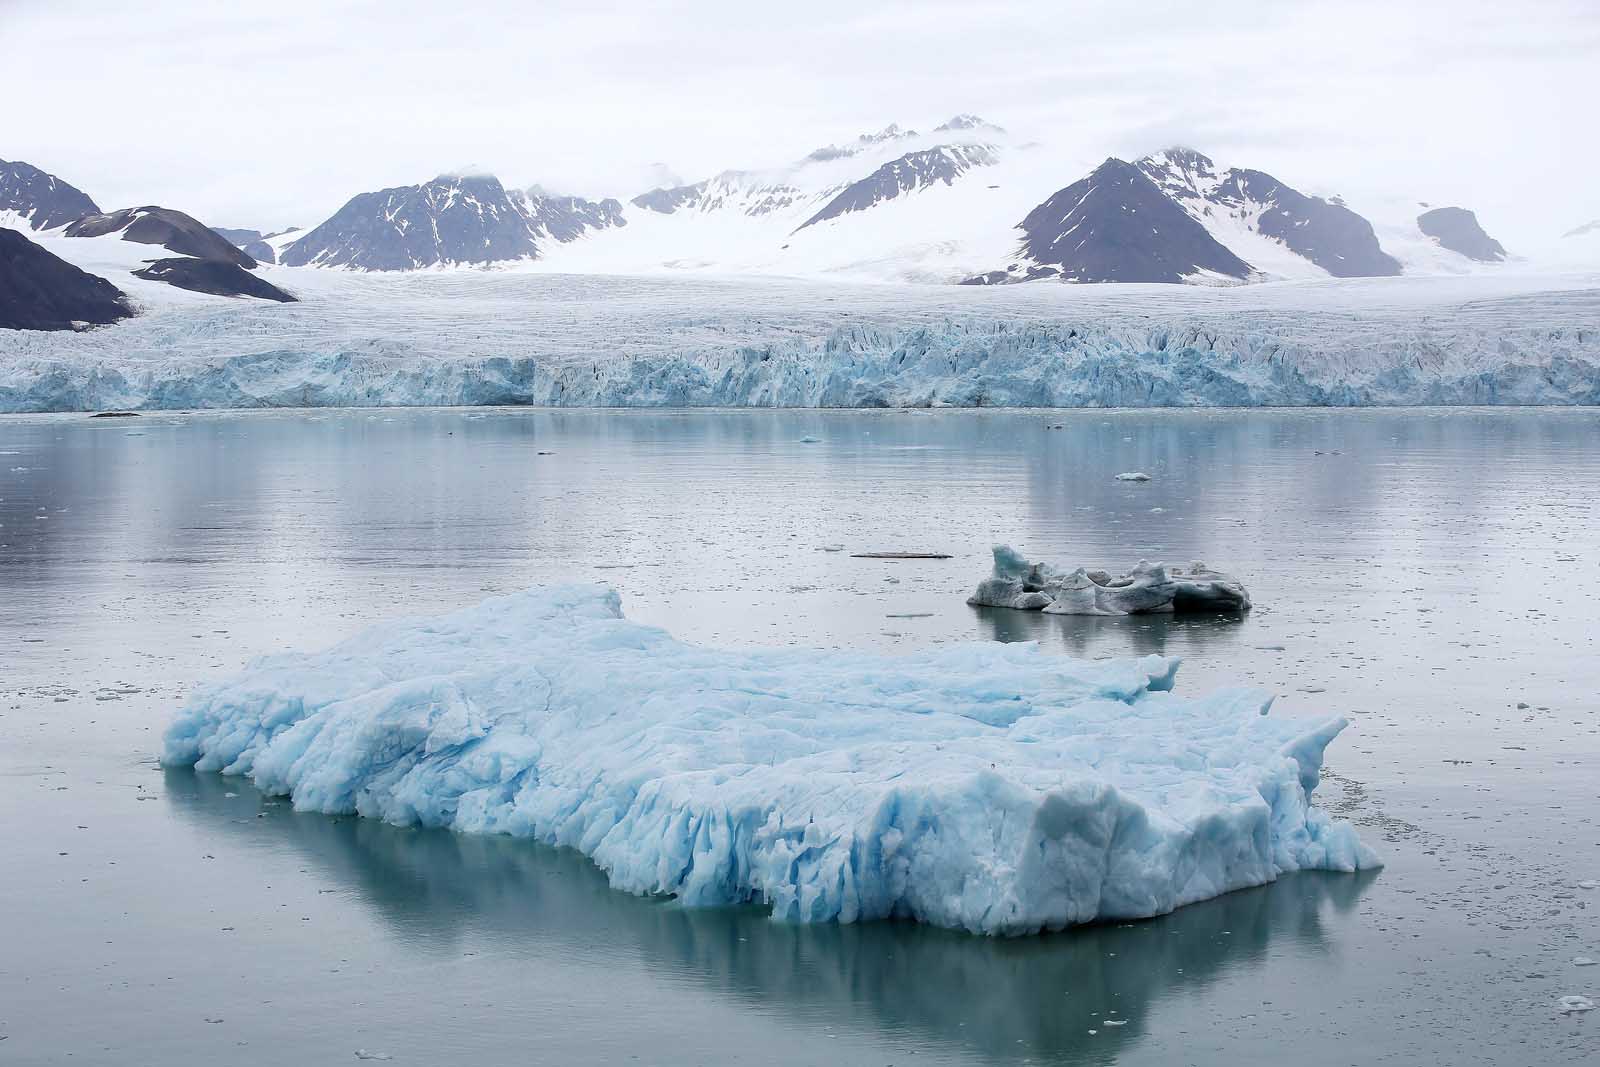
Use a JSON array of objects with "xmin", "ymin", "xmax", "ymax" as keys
[
  {"xmin": 162, "ymin": 583, "xmax": 1375, "ymax": 935},
  {"xmin": 534, "ymin": 119, "xmax": 1045, "ymax": 282},
  {"xmin": 1133, "ymin": 149, "xmax": 1400, "ymax": 279},
  {"xmin": 0, "ymin": 247, "xmax": 1594, "ymax": 410}
]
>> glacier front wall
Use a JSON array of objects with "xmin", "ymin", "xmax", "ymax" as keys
[
  {"xmin": 162, "ymin": 585, "xmax": 1376, "ymax": 936},
  {"xmin": 2, "ymin": 274, "xmax": 1598, "ymax": 410}
]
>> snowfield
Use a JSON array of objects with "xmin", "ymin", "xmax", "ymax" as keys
[
  {"xmin": 1, "ymin": 234, "xmax": 1597, "ymax": 410},
  {"xmin": 162, "ymin": 585, "xmax": 1376, "ymax": 935}
]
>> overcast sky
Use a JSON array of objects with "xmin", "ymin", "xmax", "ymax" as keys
[{"xmin": 3, "ymin": 0, "xmax": 1594, "ymax": 245}]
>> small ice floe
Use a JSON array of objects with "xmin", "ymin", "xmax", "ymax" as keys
[
  {"xmin": 799, "ymin": 435, "xmax": 821, "ymax": 443},
  {"xmin": 1558, "ymin": 995, "xmax": 1594, "ymax": 1014},
  {"xmin": 968, "ymin": 545, "xmax": 1251, "ymax": 616},
  {"xmin": 1114, "ymin": 472, "xmax": 1151, "ymax": 482},
  {"xmin": 819, "ymin": 544, "xmax": 844, "ymax": 552},
  {"xmin": 354, "ymin": 1051, "xmax": 393, "ymax": 1061},
  {"xmin": 1579, "ymin": 880, "xmax": 1598, "ymax": 890},
  {"xmin": 1573, "ymin": 957, "xmax": 1596, "ymax": 967}
]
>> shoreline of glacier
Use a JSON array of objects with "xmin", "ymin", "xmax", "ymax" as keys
[{"xmin": 161, "ymin": 584, "xmax": 1377, "ymax": 936}]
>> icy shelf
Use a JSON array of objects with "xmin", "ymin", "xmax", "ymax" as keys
[
  {"xmin": 3, "ymin": 264, "xmax": 1599, "ymax": 411},
  {"xmin": 162, "ymin": 584, "xmax": 1375, "ymax": 935}
]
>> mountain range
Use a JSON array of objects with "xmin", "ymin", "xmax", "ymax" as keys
[{"xmin": 3, "ymin": 115, "xmax": 1596, "ymax": 332}]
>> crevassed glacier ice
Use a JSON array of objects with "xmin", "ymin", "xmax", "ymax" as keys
[
  {"xmin": 970, "ymin": 545, "xmax": 1252, "ymax": 615},
  {"xmin": 161, "ymin": 584, "xmax": 1372, "ymax": 935},
  {"xmin": 2, "ymin": 271, "xmax": 1598, "ymax": 411}
]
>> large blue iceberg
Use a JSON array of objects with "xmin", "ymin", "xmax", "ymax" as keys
[{"xmin": 162, "ymin": 585, "xmax": 1376, "ymax": 934}]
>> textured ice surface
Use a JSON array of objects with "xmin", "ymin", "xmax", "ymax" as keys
[
  {"xmin": 970, "ymin": 545, "xmax": 1252, "ymax": 616},
  {"xmin": 1, "ymin": 257, "xmax": 1598, "ymax": 411},
  {"xmin": 162, "ymin": 585, "xmax": 1372, "ymax": 935}
]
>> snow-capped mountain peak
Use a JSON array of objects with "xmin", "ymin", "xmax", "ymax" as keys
[
  {"xmin": 281, "ymin": 172, "xmax": 623, "ymax": 270},
  {"xmin": 0, "ymin": 158, "xmax": 101, "ymax": 231}
]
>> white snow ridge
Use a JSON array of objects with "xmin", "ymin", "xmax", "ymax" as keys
[{"xmin": 162, "ymin": 585, "xmax": 1376, "ymax": 935}]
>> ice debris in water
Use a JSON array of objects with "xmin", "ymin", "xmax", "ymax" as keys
[
  {"xmin": 1558, "ymin": 996, "xmax": 1594, "ymax": 1014},
  {"xmin": 162, "ymin": 584, "xmax": 1372, "ymax": 936},
  {"xmin": 1115, "ymin": 472, "xmax": 1152, "ymax": 482},
  {"xmin": 969, "ymin": 545, "xmax": 1252, "ymax": 616}
]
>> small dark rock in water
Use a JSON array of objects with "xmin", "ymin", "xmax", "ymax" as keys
[
  {"xmin": 851, "ymin": 552, "xmax": 953, "ymax": 559},
  {"xmin": 90, "ymin": 411, "xmax": 141, "ymax": 418}
]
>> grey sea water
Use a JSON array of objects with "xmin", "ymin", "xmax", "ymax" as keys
[{"xmin": 1, "ymin": 407, "xmax": 1596, "ymax": 1065}]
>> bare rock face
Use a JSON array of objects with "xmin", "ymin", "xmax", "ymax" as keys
[
  {"xmin": 1416, "ymin": 207, "xmax": 1507, "ymax": 262},
  {"xmin": 0, "ymin": 228, "xmax": 133, "ymax": 331},
  {"xmin": 65, "ymin": 206, "xmax": 255, "ymax": 267},
  {"xmin": 968, "ymin": 545, "xmax": 1252, "ymax": 616},
  {"xmin": 131, "ymin": 258, "xmax": 296, "ymax": 302}
]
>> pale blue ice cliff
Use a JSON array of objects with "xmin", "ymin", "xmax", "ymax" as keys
[
  {"xmin": 2, "ymin": 274, "xmax": 1598, "ymax": 411},
  {"xmin": 162, "ymin": 584, "xmax": 1376, "ymax": 935}
]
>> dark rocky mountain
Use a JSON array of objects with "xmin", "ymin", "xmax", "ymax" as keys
[
  {"xmin": 965, "ymin": 158, "xmax": 1254, "ymax": 284},
  {"xmin": 1417, "ymin": 207, "xmax": 1506, "ymax": 262},
  {"xmin": 213, "ymin": 227, "xmax": 283, "ymax": 264},
  {"xmin": 283, "ymin": 174, "xmax": 536, "ymax": 270},
  {"xmin": 796, "ymin": 144, "xmax": 997, "ymax": 230},
  {"xmin": 522, "ymin": 188, "xmax": 627, "ymax": 242},
  {"xmin": 283, "ymin": 174, "xmax": 623, "ymax": 270},
  {"xmin": 131, "ymin": 258, "xmax": 296, "ymax": 301},
  {"xmin": 1136, "ymin": 148, "xmax": 1400, "ymax": 277},
  {"xmin": 0, "ymin": 158, "xmax": 100, "ymax": 230},
  {"xmin": 1222, "ymin": 170, "xmax": 1399, "ymax": 277},
  {"xmin": 65, "ymin": 207, "xmax": 255, "ymax": 267},
  {"xmin": 0, "ymin": 228, "xmax": 133, "ymax": 330},
  {"xmin": 630, "ymin": 183, "xmax": 703, "ymax": 214}
]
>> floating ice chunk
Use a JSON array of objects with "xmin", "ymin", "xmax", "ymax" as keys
[
  {"xmin": 1573, "ymin": 957, "xmax": 1596, "ymax": 967},
  {"xmin": 1558, "ymin": 995, "xmax": 1594, "ymax": 1014},
  {"xmin": 969, "ymin": 546, "xmax": 1252, "ymax": 616},
  {"xmin": 162, "ymin": 584, "xmax": 1371, "ymax": 935},
  {"xmin": 799, "ymin": 435, "xmax": 821, "ymax": 443},
  {"xmin": 1115, "ymin": 472, "xmax": 1152, "ymax": 482}
]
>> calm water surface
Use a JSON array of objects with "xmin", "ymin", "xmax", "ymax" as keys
[{"xmin": 1, "ymin": 408, "xmax": 1596, "ymax": 1066}]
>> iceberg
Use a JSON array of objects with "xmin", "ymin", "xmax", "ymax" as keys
[
  {"xmin": 162, "ymin": 584, "xmax": 1373, "ymax": 935},
  {"xmin": 970, "ymin": 545, "xmax": 1252, "ymax": 615}
]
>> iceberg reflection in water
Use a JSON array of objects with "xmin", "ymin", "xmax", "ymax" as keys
[{"xmin": 164, "ymin": 768, "xmax": 1376, "ymax": 1064}]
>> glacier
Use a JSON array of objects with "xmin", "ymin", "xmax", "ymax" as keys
[
  {"xmin": 1, "ymin": 262, "xmax": 1598, "ymax": 411},
  {"xmin": 161, "ymin": 584, "xmax": 1375, "ymax": 935}
]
